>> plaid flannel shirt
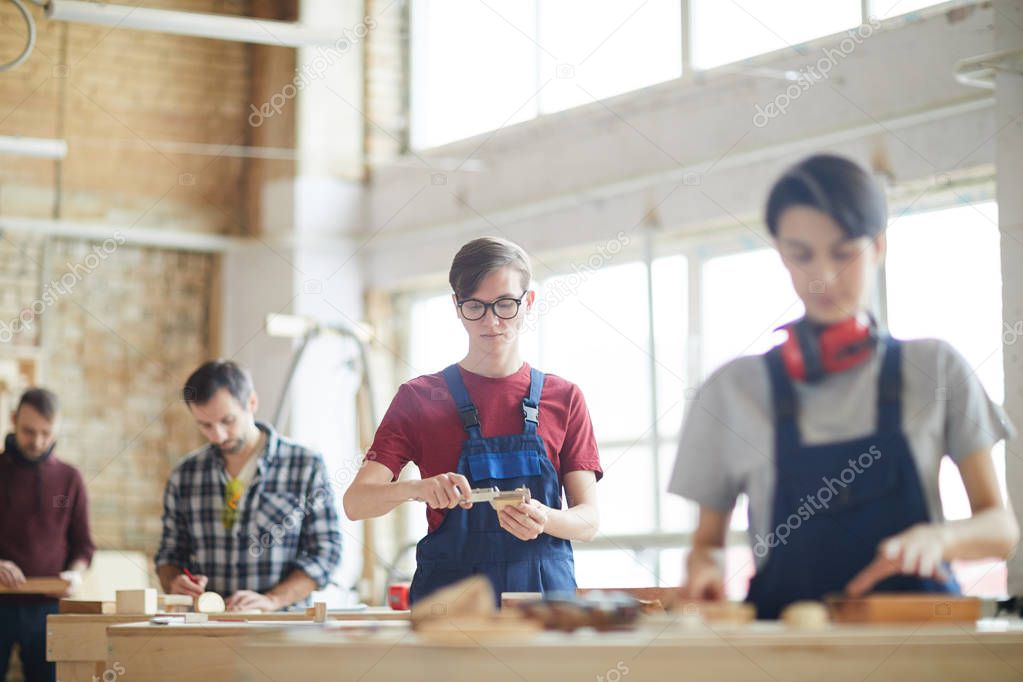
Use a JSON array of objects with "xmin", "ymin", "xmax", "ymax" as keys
[{"xmin": 154, "ymin": 422, "xmax": 342, "ymax": 608}]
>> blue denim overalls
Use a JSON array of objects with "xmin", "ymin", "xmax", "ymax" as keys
[
  {"xmin": 408, "ymin": 364, "xmax": 576, "ymax": 605},
  {"xmin": 746, "ymin": 339, "xmax": 959, "ymax": 618}
]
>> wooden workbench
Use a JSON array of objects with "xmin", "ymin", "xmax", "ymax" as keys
[
  {"xmin": 48, "ymin": 607, "xmax": 407, "ymax": 681},
  {"xmin": 230, "ymin": 618, "xmax": 1023, "ymax": 682},
  {"xmin": 107, "ymin": 619, "xmax": 409, "ymax": 681}
]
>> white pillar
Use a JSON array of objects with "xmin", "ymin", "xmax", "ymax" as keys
[{"xmin": 995, "ymin": 0, "xmax": 1023, "ymax": 596}]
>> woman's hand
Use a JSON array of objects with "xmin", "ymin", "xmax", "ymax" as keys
[
  {"xmin": 499, "ymin": 499, "xmax": 549, "ymax": 540},
  {"xmin": 681, "ymin": 547, "xmax": 726, "ymax": 601},
  {"xmin": 846, "ymin": 523, "xmax": 949, "ymax": 596}
]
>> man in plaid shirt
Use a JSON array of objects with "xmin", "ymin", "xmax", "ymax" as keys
[{"xmin": 155, "ymin": 361, "xmax": 342, "ymax": 611}]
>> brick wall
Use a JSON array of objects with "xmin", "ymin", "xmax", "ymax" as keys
[
  {"xmin": 0, "ymin": 0, "xmax": 253, "ymax": 233},
  {"xmin": 364, "ymin": 0, "xmax": 408, "ymax": 170},
  {"xmin": 0, "ymin": 234, "xmax": 213, "ymax": 551}
]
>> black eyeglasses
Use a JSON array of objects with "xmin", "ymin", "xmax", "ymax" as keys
[{"xmin": 457, "ymin": 292, "xmax": 527, "ymax": 321}]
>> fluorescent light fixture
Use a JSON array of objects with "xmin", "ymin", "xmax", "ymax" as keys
[
  {"xmin": 0, "ymin": 136, "xmax": 68, "ymax": 159},
  {"xmin": 266, "ymin": 313, "xmax": 315, "ymax": 339},
  {"xmin": 47, "ymin": 1, "xmax": 347, "ymax": 48}
]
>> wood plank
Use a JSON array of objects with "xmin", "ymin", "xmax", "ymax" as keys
[
  {"xmin": 59, "ymin": 599, "xmax": 116, "ymax": 615},
  {"xmin": 826, "ymin": 594, "xmax": 982, "ymax": 624},
  {"xmin": 0, "ymin": 577, "xmax": 70, "ymax": 594}
]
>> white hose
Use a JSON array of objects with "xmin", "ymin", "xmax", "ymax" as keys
[{"xmin": 0, "ymin": 0, "xmax": 38, "ymax": 72}]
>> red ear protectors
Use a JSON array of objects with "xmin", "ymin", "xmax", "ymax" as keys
[{"xmin": 779, "ymin": 314, "xmax": 878, "ymax": 383}]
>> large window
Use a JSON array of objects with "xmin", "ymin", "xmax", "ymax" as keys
[
  {"xmin": 409, "ymin": 1, "xmax": 952, "ymax": 148},
  {"xmin": 400, "ymin": 200, "xmax": 1007, "ymax": 594},
  {"xmin": 410, "ymin": 0, "xmax": 682, "ymax": 148},
  {"xmin": 689, "ymin": 0, "xmax": 861, "ymax": 70}
]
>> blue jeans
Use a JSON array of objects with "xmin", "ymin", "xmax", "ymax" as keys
[{"xmin": 0, "ymin": 602, "xmax": 58, "ymax": 682}]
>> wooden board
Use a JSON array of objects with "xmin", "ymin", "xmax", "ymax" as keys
[
  {"xmin": 826, "ymin": 594, "xmax": 981, "ymax": 624},
  {"xmin": 236, "ymin": 622, "xmax": 1023, "ymax": 682},
  {"xmin": 0, "ymin": 576, "xmax": 69, "ymax": 594},
  {"xmin": 59, "ymin": 599, "xmax": 116, "ymax": 615}
]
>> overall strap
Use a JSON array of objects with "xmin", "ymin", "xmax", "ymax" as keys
[
  {"xmin": 765, "ymin": 347, "xmax": 801, "ymax": 451},
  {"xmin": 442, "ymin": 364, "xmax": 483, "ymax": 439},
  {"xmin": 876, "ymin": 337, "xmax": 903, "ymax": 435},
  {"xmin": 522, "ymin": 368, "xmax": 545, "ymax": 435}
]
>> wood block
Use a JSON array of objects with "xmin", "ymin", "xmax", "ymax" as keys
[
  {"xmin": 826, "ymin": 593, "xmax": 982, "ymax": 624},
  {"xmin": 158, "ymin": 594, "xmax": 195, "ymax": 612},
  {"xmin": 312, "ymin": 602, "xmax": 327, "ymax": 623},
  {"xmin": 411, "ymin": 576, "xmax": 496, "ymax": 627},
  {"xmin": 781, "ymin": 601, "xmax": 830, "ymax": 629},
  {"xmin": 489, "ymin": 487, "xmax": 531, "ymax": 511},
  {"xmin": 0, "ymin": 577, "xmax": 70, "ymax": 594},
  {"xmin": 673, "ymin": 600, "xmax": 756, "ymax": 624},
  {"xmin": 195, "ymin": 591, "xmax": 226, "ymax": 613},
  {"xmin": 116, "ymin": 589, "xmax": 158, "ymax": 615},
  {"xmin": 59, "ymin": 599, "xmax": 115, "ymax": 614}
]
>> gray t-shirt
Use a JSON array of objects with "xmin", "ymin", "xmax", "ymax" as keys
[{"xmin": 668, "ymin": 337, "xmax": 1015, "ymax": 568}]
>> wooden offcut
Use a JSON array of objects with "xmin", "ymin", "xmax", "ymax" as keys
[
  {"xmin": 826, "ymin": 594, "xmax": 982, "ymax": 624},
  {"xmin": 116, "ymin": 589, "xmax": 158, "ymax": 615},
  {"xmin": 59, "ymin": 599, "xmax": 116, "ymax": 615},
  {"xmin": 0, "ymin": 577, "xmax": 70, "ymax": 594},
  {"xmin": 410, "ymin": 576, "xmax": 495, "ymax": 628},
  {"xmin": 195, "ymin": 592, "xmax": 226, "ymax": 613}
]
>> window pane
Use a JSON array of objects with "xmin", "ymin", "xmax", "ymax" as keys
[
  {"xmin": 575, "ymin": 548, "xmax": 661, "ymax": 588},
  {"xmin": 537, "ymin": 0, "xmax": 682, "ymax": 114},
  {"xmin": 869, "ymin": 0, "xmax": 947, "ymax": 20},
  {"xmin": 701, "ymin": 248, "xmax": 802, "ymax": 379},
  {"xmin": 885, "ymin": 202, "xmax": 1004, "ymax": 402},
  {"xmin": 597, "ymin": 445, "xmax": 656, "ymax": 535},
  {"xmin": 652, "ymin": 255, "xmax": 688, "ymax": 439},
  {"xmin": 538, "ymin": 261, "xmax": 651, "ymax": 442},
  {"xmin": 690, "ymin": 0, "xmax": 861, "ymax": 70},
  {"xmin": 659, "ymin": 442, "xmax": 697, "ymax": 532},
  {"xmin": 410, "ymin": 0, "xmax": 539, "ymax": 148},
  {"xmin": 408, "ymin": 293, "xmax": 467, "ymax": 377}
]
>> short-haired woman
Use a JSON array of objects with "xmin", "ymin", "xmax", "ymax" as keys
[
  {"xmin": 671, "ymin": 154, "xmax": 1018, "ymax": 618},
  {"xmin": 344, "ymin": 237, "xmax": 603, "ymax": 604}
]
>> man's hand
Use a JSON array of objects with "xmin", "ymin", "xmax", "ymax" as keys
[
  {"xmin": 0, "ymin": 560, "xmax": 25, "ymax": 589},
  {"xmin": 498, "ymin": 499, "xmax": 550, "ymax": 541},
  {"xmin": 225, "ymin": 590, "xmax": 280, "ymax": 612},
  {"xmin": 412, "ymin": 473, "xmax": 474, "ymax": 510},
  {"xmin": 54, "ymin": 570, "xmax": 84, "ymax": 598},
  {"xmin": 168, "ymin": 572, "xmax": 207, "ymax": 597}
]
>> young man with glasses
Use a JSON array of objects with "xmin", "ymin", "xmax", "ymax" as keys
[{"xmin": 344, "ymin": 236, "xmax": 602, "ymax": 604}]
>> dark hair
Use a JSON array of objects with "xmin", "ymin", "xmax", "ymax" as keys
[
  {"xmin": 183, "ymin": 360, "xmax": 254, "ymax": 406},
  {"xmin": 16, "ymin": 388, "xmax": 59, "ymax": 421},
  {"xmin": 765, "ymin": 154, "xmax": 887, "ymax": 239},
  {"xmin": 449, "ymin": 237, "xmax": 532, "ymax": 300}
]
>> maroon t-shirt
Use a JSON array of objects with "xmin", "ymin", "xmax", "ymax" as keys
[
  {"xmin": 368, "ymin": 363, "xmax": 602, "ymax": 533},
  {"xmin": 0, "ymin": 446, "xmax": 95, "ymax": 604}
]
